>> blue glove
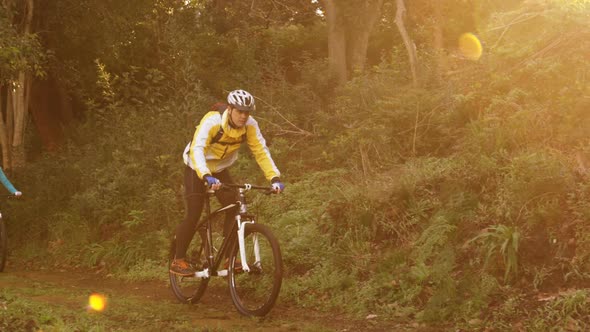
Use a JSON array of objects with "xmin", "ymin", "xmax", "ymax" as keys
[
  {"xmin": 204, "ymin": 175, "xmax": 220, "ymax": 188},
  {"xmin": 271, "ymin": 179, "xmax": 284, "ymax": 193}
]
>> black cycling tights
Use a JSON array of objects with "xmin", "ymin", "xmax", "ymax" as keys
[{"xmin": 175, "ymin": 166, "xmax": 238, "ymax": 259}]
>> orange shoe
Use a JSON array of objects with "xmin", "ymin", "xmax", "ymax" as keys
[
  {"xmin": 225, "ymin": 258, "xmax": 242, "ymax": 272},
  {"xmin": 170, "ymin": 258, "xmax": 196, "ymax": 276}
]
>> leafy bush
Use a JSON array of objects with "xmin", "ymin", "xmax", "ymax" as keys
[{"xmin": 5, "ymin": 0, "xmax": 590, "ymax": 328}]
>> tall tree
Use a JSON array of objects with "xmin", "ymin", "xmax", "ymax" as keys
[
  {"xmin": 321, "ymin": 0, "xmax": 384, "ymax": 84},
  {"xmin": 0, "ymin": 0, "xmax": 41, "ymax": 168},
  {"xmin": 394, "ymin": 0, "xmax": 417, "ymax": 86},
  {"xmin": 207, "ymin": 0, "xmax": 319, "ymax": 33},
  {"xmin": 432, "ymin": 0, "xmax": 445, "ymax": 82}
]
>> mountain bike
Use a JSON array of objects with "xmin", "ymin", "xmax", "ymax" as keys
[
  {"xmin": 169, "ymin": 183, "xmax": 283, "ymax": 317},
  {"xmin": 1, "ymin": 195, "xmax": 20, "ymax": 272}
]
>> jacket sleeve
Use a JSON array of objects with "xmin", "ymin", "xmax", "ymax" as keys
[
  {"xmin": 0, "ymin": 167, "xmax": 17, "ymax": 194},
  {"xmin": 245, "ymin": 117, "xmax": 281, "ymax": 181},
  {"xmin": 187, "ymin": 112, "xmax": 221, "ymax": 179}
]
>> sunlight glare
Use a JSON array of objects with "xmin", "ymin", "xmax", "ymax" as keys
[
  {"xmin": 458, "ymin": 33, "xmax": 483, "ymax": 61},
  {"xmin": 88, "ymin": 293, "xmax": 107, "ymax": 312}
]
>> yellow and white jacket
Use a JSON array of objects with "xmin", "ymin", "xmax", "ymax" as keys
[{"xmin": 183, "ymin": 109, "xmax": 281, "ymax": 181}]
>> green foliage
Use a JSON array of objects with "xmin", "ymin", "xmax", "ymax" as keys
[
  {"xmin": 0, "ymin": 10, "xmax": 46, "ymax": 81},
  {"xmin": 327, "ymin": 75, "xmax": 453, "ymax": 169},
  {"xmin": 0, "ymin": 278, "xmax": 231, "ymax": 331},
  {"xmin": 469, "ymin": 224, "xmax": 520, "ymax": 282},
  {"xmin": 528, "ymin": 290, "xmax": 590, "ymax": 331},
  {"xmin": 3, "ymin": 0, "xmax": 590, "ymax": 329},
  {"xmin": 117, "ymin": 259, "xmax": 168, "ymax": 282}
]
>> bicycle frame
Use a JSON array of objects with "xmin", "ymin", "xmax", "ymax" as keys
[
  {"xmin": 194, "ymin": 185, "xmax": 263, "ymax": 278},
  {"xmin": 169, "ymin": 182, "xmax": 282, "ymax": 317}
]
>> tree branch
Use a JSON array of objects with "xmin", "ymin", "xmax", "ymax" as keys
[
  {"xmin": 254, "ymin": 95, "xmax": 314, "ymax": 137},
  {"xmin": 490, "ymin": 13, "xmax": 540, "ymax": 49},
  {"xmin": 394, "ymin": 0, "xmax": 418, "ymax": 86}
]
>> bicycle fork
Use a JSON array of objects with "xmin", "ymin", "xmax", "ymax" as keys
[
  {"xmin": 236, "ymin": 192, "xmax": 261, "ymax": 273},
  {"xmin": 193, "ymin": 215, "xmax": 260, "ymax": 278},
  {"xmin": 237, "ymin": 215, "xmax": 259, "ymax": 273}
]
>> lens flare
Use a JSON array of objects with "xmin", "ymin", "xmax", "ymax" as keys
[
  {"xmin": 458, "ymin": 33, "xmax": 483, "ymax": 61},
  {"xmin": 88, "ymin": 293, "xmax": 107, "ymax": 312}
]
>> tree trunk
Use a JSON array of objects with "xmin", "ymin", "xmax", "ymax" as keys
[
  {"xmin": 30, "ymin": 77, "xmax": 71, "ymax": 151},
  {"xmin": 347, "ymin": 0, "xmax": 384, "ymax": 75},
  {"xmin": 394, "ymin": 0, "xmax": 418, "ymax": 86},
  {"xmin": 56, "ymin": 80, "xmax": 74, "ymax": 123},
  {"xmin": 322, "ymin": 0, "xmax": 384, "ymax": 84},
  {"xmin": 323, "ymin": 0, "xmax": 348, "ymax": 84},
  {"xmin": 7, "ymin": 86, "xmax": 14, "ymax": 148},
  {"xmin": 433, "ymin": 0, "xmax": 445, "ymax": 82},
  {"xmin": 1, "ymin": 0, "xmax": 13, "ymax": 18},
  {"xmin": 0, "ymin": 85, "xmax": 10, "ymax": 169},
  {"xmin": 11, "ymin": 73, "xmax": 29, "ymax": 168},
  {"xmin": 7, "ymin": 0, "xmax": 34, "ymax": 168},
  {"xmin": 1, "ymin": 0, "xmax": 14, "ymax": 166}
]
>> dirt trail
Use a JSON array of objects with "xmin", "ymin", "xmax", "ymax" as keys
[{"xmin": 0, "ymin": 268, "xmax": 409, "ymax": 331}]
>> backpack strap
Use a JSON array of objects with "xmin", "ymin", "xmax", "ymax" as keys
[
  {"xmin": 211, "ymin": 127, "xmax": 246, "ymax": 145},
  {"xmin": 188, "ymin": 104, "xmax": 245, "ymax": 148},
  {"xmin": 210, "ymin": 126, "xmax": 225, "ymax": 145},
  {"xmin": 210, "ymin": 105, "xmax": 226, "ymax": 145},
  {"xmin": 211, "ymin": 105, "xmax": 246, "ymax": 145}
]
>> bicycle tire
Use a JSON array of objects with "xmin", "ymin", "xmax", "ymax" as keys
[
  {"xmin": 228, "ymin": 223, "xmax": 283, "ymax": 316},
  {"xmin": 0, "ymin": 217, "xmax": 7, "ymax": 272},
  {"xmin": 168, "ymin": 233, "xmax": 209, "ymax": 303}
]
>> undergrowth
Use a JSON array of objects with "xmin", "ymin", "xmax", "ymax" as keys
[{"xmin": 3, "ymin": 1, "xmax": 590, "ymax": 329}]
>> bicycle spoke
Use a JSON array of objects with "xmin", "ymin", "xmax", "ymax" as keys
[
  {"xmin": 229, "ymin": 224, "xmax": 282, "ymax": 316},
  {"xmin": 168, "ymin": 184, "xmax": 282, "ymax": 316},
  {"xmin": 169, "ymin": 233, "xmax": 209, "ymax": 303}
]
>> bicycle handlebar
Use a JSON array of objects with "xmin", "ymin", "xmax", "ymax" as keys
[
  {"xmin": 221, "ymin": 183, "xmax": 272, "ymax": 191},
  {"xmin": 203, "ymin": 182, "xmax": 278, "ymax": 195}
]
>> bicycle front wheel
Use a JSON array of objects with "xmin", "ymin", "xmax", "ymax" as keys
[
  {"xmin": 0, "ymin": 217, "xmax": 7, "ymax": 272},
  {"xmin": 168, "ymin": 231, "xmax": 209, "ymax": 303},
  {"xmin": 228, "ymin": 223, "xmax": 283, "ymax": 317}
]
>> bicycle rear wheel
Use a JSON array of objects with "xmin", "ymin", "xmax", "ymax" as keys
[
  {"xmin": 0, "ymin": 217, "xmax": 7, "ymax": 272},
  {"xmin": 168, "ymin": 230, "xmax": 209, "ymax": 303},
  {"xmin": 228, "ymin": 223, "xmax": 282, "ymax": 316}
]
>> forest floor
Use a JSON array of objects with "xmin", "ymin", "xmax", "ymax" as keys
[{"xmin": 0, "ymin": 266, "xmax": 431, "ymax": 332}]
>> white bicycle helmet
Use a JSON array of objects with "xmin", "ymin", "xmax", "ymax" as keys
[{"xmin": 227, "ymin": 89, "xmax": 256, "ymax": 111}]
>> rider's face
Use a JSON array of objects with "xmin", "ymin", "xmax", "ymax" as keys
[{"xmin": 229, "ymin": 107, "xmax": 250, "ymax": 128}]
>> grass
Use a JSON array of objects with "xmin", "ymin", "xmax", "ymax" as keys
[
  {"xmin": 0, "ymin": 271, "xmax": 387, "ymax": 331},
  {"xmin": 0, "ymin": 277, "xmax": 205, "ymax": 331}
]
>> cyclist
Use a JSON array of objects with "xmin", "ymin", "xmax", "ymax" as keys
[
  {"xmin": 0, "ymin": 167, "xmax": 22, "ymax": 197},
  {"xmin": 171, "ymin": 89, "xmax": 285, "ymax": 276}
]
